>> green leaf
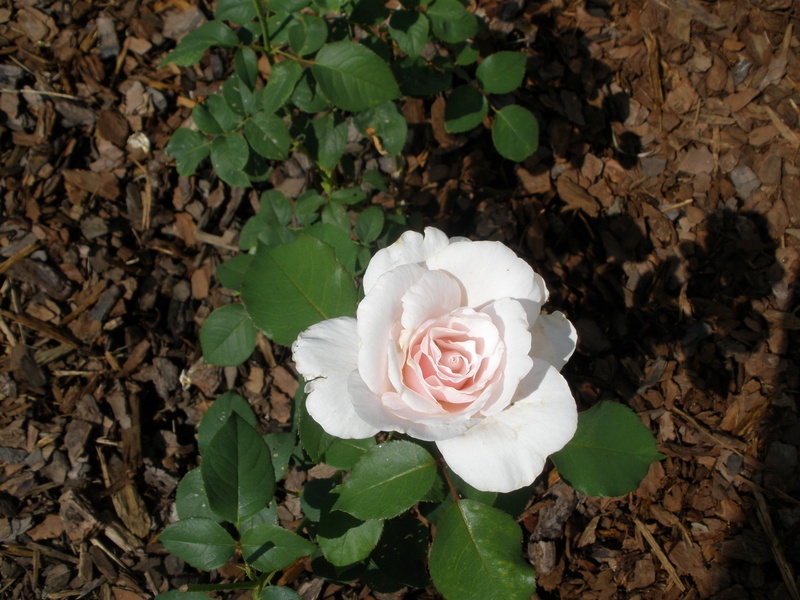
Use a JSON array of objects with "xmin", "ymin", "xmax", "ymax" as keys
[
  {"xmin": 264, "ymin": 13, "xmax": 293, "ymax": 45},
  {"xmin": 264, "ymin": 432, "xmax": 296, "ymax": 480},
  {"xmin": 159, "ymin": 518, "xmax": 235, "ymax": 571},
  {"xmin": 262, "ymin": 60, "xmax": 304, "ymax": 115},
  {"xmin": 453, "ymin": 41, "xmax": 479, "ymax": 66},
  {"xmin": 320, "ymin": 202, "xmax": 350, "ymax": 233},
  {"xmin": 201, "ymin": 414, "xmax": 276, "ymax": 523},
  {"xmin": 241, "ymin": 523, "xmax": 315, "ymax": 571},
  {"xmin": 317, "ymin": 505, "xmax": 384, "ymax": 567},
  {"xmin": 160, "ymin": 21, "xmax": 239, "ymax": 67},
  {"xmin": 329, "ymin": 187, "xmax": 368, "ymax": 205},
  {"xmin": 235, "ymin": 46, "xmax": 259, "ymax": 89},
  {"xmin": 353, "ymin": 101, "xmax": 408, "ymax": 157},
  {"xmin": 166, "ymin": 129, "xmax": 210, "ymax": 176},
  {"xmin": 426, "ymin": 0, "xmax": 479, "ymax": 43},
  {"xmin": 215, "ymin": 0, "xmax": 257, "ymax": 24},
  {"xmin": 260, "ymin": 189, "xmax": 294, "ymax": 226},
  {"xmin": 176, "ymin": 469, "xmax": 219, "ymax": 521},
  {"xmin": 237, "ymin": 191, "xmax": 295, "ymax": 248},
  {"xmin": 491, "ymin": 105, "xmax": 539, "ymax": 162},
  {"xmin": 312, "ymin": 42, "xmax": 401, "ymax": 112},
  {"xmin": 551, "ymin": 401, "xmax": 664, "ymax": 497},
  {"xmin": 259, "ymin": 587, "xmax": 302, "ymax": 600},
  {"xmin": 194, "ymin": 94, "xmax": 241, "ymax": 135},
  {"xmin": 217, "ymin": 254, "xmax": 254, "ymax": 292},
  {"xmin": 223, "ymin": 75, "xmax": 255, "ymax": 116},
  {"xmin": 290, "ymin": 70, "xmax": 330, "ymax": 113},
  {"xmin": 238, "ymin": 20, "xmax": 262, "ymax": 44},
  {"xmin": 388, "ymin": 11, "xmax": 429, "ymax": 58},
  {"xmin": 444, "ymin": 85, "xmax": 488, "ymax": 133},
  {"xmin": 294, "ymin": 190, "xmax": 325, "ymax": 225},
  {"xmin": 241, "ymin": 235, "xmax": 357, "ymax": 346},
  {"xmin": 243, "ymin": 149, "xmax": 273, "ymax": 183},
  {"xmin": 270, "ymin": 0, "xmax": 312, "ymax": 11},
  {"xmin": 200, "ymin": 304, "xmax": 258, "ymax": 367},
  {"xmin": 239, "ymin": 217, "xmax": 266, "ymax": 250},
  {"xmin": 240, "ymin": 501, "xmax": 280, "ymax": 533},
  {"xmin": 476, "ymin": 51, "xmax": 527, "ymax": 94},
  {"xmin": 304, "ymin": 223, "xmax": 358, "ymax": 276},
  {"xmin": 301, "ymin": 477, "xmax": 337, "ymax": 522},
  {"xmin": 429, "ymin": 500, "xmax": 536, "ymax": 600},
  {"xmin": 362, "ymin": 170, "xmax": 387, "ymax": 191},
  {"xmin": 211, "ymin": 132, "xmax": 250, "ymax": 187},
  {"xmin": 325, "ymin": 437, "xmax": 376, "ymax": 469},
  {"xmin": 334, "ymin": 441, "xmax": 436, "ymax": 520},
  {"xmin": 392, "ymin": 57, "xmax": 452, "ymax": 97},
  {"xmin": 355, "ymin": 206, "xmax": 385, "ymax": 243},
  {"xmin": 192, "ymin": 102, "xmax": 222, "ymax": 136},
  {"xmin": 307, "ymin": 113, "xmax": 348, "ymax": 173},
  {"xmin": 357, "ymin": 246, "xmax": 373, "ymax": 270},
  {"xmin": 197, "ymin": 391, "xmax": 258, "ymax": 454},
  {"xmin": 245, "ymin": 112, "xmax": 292, "ymax": 161},
  {"xmin": 288, "ymin": 14, "xmax": 328, "ymax": 56}
]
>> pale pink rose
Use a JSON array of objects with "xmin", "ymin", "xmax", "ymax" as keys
[{"xmin": 292, "ymin": 228, "xmax": 578, "ymax": 492}]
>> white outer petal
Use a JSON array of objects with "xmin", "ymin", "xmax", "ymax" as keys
[
  {"xmin": 478, "ymin": 298, "xmax": 533, "ymax": 416},
  {"xmin": 400, "ymin": 270, "xmax": 464, "ymax": 332},
  {"xmin": 292, "ymin": 317, "xmax": 359, "ymax": 379},
  {"xmin": 349, "ymin": 372, "xmax": 471, "ymax": 441},
  {"xmin": 306, "ymin": 372, "xmax": 380, "ymax": 438},
  {"xmin": 357, "ymin": 264, "xmax": 425, "ymax": 393},
  {"xmin": 530, "ymin": 312, "xmax": 578, "ymax": 371},
  {"xmin": 363, "ymin": 228, "xmax": 451, "ymax": 293},
  {"xmin": 426, "ymin": 241, "xmax": 549, "ymax": 308},
  {"xmin": 292, "ymin": 317, "xmax": 379, "ymax": 439},
  {"xmin": 348, "ymin": 371, "xmax": 405, "ymax": 432},
  {"xmin": 436, "ymin": 362, "xmax": 577, "ymax": 493}
]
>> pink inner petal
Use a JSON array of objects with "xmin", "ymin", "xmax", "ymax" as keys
[{"xmin": 400, "ymin": 307, "xmax": 505, "ymax": 412}]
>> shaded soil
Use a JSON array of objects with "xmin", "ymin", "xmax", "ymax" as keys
[{"xmin": 2, "ymin": 0, "xmax": 800, "ymax": 598}]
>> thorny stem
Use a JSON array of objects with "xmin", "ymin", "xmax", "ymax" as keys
[
  {"xmin": 254, "ymin": 0, "xmax": 272, "ymax": 61},
  {"xmin": 440, "ymin": 460, "xmax": 461, "ymax": 504}
]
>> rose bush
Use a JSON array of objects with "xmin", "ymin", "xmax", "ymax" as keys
[{"xmin": 292, "ymin": 228, "xmax": 578, "ymax": 492}]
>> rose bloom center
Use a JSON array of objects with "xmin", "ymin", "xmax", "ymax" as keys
[{"xmin": 400, "ymin": 308, "xmax": 504, "ymax": 411}]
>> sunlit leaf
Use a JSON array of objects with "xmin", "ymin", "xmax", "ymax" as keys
[
  {"xmin": 159, "ymin": 518, "xmax": 235, "ymax": 570},
  {"xmin": 200, "ymin": 304, "xmax": 258, "ymax": 366},
  {"xmin": 334, "ymin": 441, "xmax": 436, "ymax": 520},
  {"xmin": 202, "ymin": 414, "xmax": 275, "ymax": 523},
  {"xmin": 241, "ymin": 235, "xmax": 357, "ymax": 346},
  {"xmin": 312, "ymin": 42, "xmax": 400, "ymax": 112},
  {"xmin": 429, "ymin": 500, "xmax": 536, "ymax": 600},
  {"xmin": 551, "ymin": 401, "xmax": 664, "ymax": 497},
  {"xmin": 160, "ymin": 21, "xmax": 239, "ymax": 66}
]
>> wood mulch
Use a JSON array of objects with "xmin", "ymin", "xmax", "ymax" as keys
[{"xmin": 1, "ymin": 0, "xmax": 799, "ymax": 598}]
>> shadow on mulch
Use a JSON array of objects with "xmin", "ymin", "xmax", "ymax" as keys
[
  {"xmin": 443, "ymin": 2, "xmax": 799, "ymax": 596},
  {"xmin": 563, "ymin": 208, "xmax": 782, "ymax": 405},
  {"xmin": 548, "ymin": 204, "xmax": 795, "ymax": 596}
]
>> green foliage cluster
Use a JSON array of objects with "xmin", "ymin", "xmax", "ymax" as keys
[
  {"xmin": 163, "ymin": 0, "xmax": 544, "ymax": 368},
  {"xmin": 158, "ymin": 1, "xmax": 665, "ymax": 598},
  {"xmin": 164, "ymin": 0, "xmax": 540, "ymax": 191},
  {"xmin": 159, "ymin": 391, "xmax": 661, "ymax": 599},
  {"xmin": 199, "ymin": 197, "xmax": 406, "ymax": 363}
]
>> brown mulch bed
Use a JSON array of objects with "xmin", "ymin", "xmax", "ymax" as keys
[{"xmin": 1, "ymin": 0, "xmax": 800, "ymax": 598}]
